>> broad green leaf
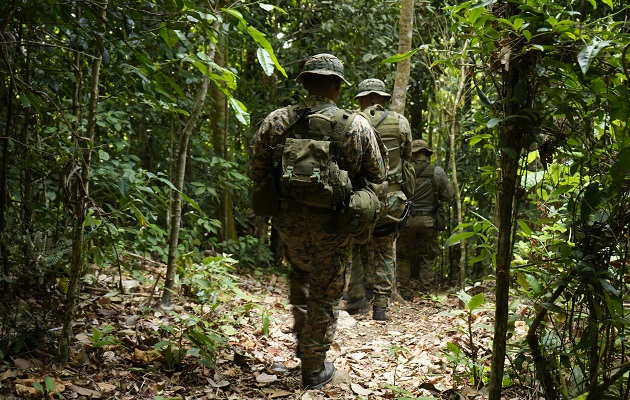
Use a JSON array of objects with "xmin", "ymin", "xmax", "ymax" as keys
[
  {"xmin": 220, "ymin": 325, "xmax": 237, "ymax": 335},
  {"xmin": 516, "ymin": 272, "xmax": 530, "ymax": 290},
  {"xmin": 229, "ymin": 97, "xmax": 250, "ymax": 126},
  {"xmin": 159, "ymin": 72, "xmax": 185, "ymax": 98},
  {"xmin": 222, "ymin": 8, "xmax": 246, "ymax": 27},
  {"xmin": 247, "ymin": 26, "xmax": 287, "ymax": 78},
  {"xmin": 468, "ymin": 293, "xmax": 485, "ymax": 311},
  {"xmin": 259, "ymin": 3, "xmax": 286, "ymax": 13},
  {"xmin": 445, "ymin": 231, "xmax": 476, "ymax": 246},
  {"xmin": 381, "ymin": 48, "xmax": 419, "ymax": 64},
  {"xmin": 487, "ymin": 118, "xmax": 502, "ymax": 128},
  {"xmin": 446, "ymin": 342, "xmax": 463, "ymax": 356},
  {"xmin": 600, "ymin": 278, "xmax": 620, "ymax": 296},
  {"xmin": 159, "ymin": 25, "xmax": 179, "ymax": 49},
  {"xmin": 526, "ymin": 150, "xmax": 539, "ymax": 164},
  {"xmin": 129, "ymin": 202, "xmax": 147, "ymax": 226},
  {"xmin": 456, "ymin": 290, "xmax": 472, "ymax": 305},
  {"xmin": 256, "ymin": 48, "xmax": 275, "ymax": 77},
  {"xmin": 577, "ymin": 39, "xmax": 612, "ymax": 75},
  {"xmin": 181, "ymin": 192, "xmax": 203, "ymax": 213},
  {"xmin": 601, "ymin": 0, "xmax": 613, "ymax": 8},
  {"xmin": 517, "ymin": 219, "xmax": 531, "ymax": 236},
  {"xmin": 44, "ymin": 376, "xmax": 56, "ymax": 393},
  {"xmin": 118, "ymin": 176, "xmax": 131, "ymax": 198}
]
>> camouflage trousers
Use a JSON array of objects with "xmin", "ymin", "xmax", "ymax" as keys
[
  {"xmin": 273, "ymin": 205, "xmax": 351, "ymax": 371},
  {"xmin": 347, "ymin": 232, "xmax": 398, "ymax": 308},
  {"xmin": 347, "ymin": 240, "xmax": 374, "ymax": 300},
  {"xmin": 397, "ymin": 215, "xmax": 438, "ymax": 297}
]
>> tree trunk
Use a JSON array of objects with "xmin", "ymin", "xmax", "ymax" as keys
[
  {"xmin": 58, "ymin": 0, "xmax": 108, "ymax": 364},
  {"xmin": 0, "ymin": 52, "xmax": 13, "ymax": 281},
  {"xmin": 449, "ymin": 40, "xmax": 469, "ymax": 288},
  {"xmin": 161, "ymin": 53, "xmax": 213, "ymax": 306},
  {"xmin": 391, "ymin": 0, "xmax": 414, "ymax": 115},
  {"xmin": 487, "ymin": 19, "xmax": 537, "ymax": 397}
]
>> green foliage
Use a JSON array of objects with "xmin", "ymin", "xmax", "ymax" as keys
[
  {"xmin": 89, "ymin": 325, "xmax": 120, "ymax": 348},
  {"xmin": 32, "ymin": 376, "xmax": 62, "ymax": 399},
  {"xmin": 439, "ymin": 290, "xmax": 489, "ymax": 386}
]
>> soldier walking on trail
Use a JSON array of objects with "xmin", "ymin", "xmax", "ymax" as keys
[
  {"xmin": 344, "ymin": 78, "xmax": 413, "ymax": 321},
  {"xmin": 248, "ymin": 54, "xmax": 386, "ymax": 390},
  {"xmin": 396, "ymin": 140, "xmax": 453, "ymax": 300}
]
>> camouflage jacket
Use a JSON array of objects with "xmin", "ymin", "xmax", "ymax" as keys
[{"xmin": 248, "ymin": 95, "xmax": 386, "ymax": 186}]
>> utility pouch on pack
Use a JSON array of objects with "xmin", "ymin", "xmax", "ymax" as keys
[
  {"xmin": 280, "ymin": 137, "xmax": 351, "ymax": 208},
  {"xmin": 275, "ymin": 104, "xmax": 356, "ymax": 210},
  {"xmin": 251, "ymin": 173, "xmax": 278, "ymax": 217},
  {"xmin": 336, "ymin": 185, "xmax": 383, "ymax": 241}
]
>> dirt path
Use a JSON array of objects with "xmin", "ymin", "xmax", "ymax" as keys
[
  {"xmin": 1, "ymin": 266, "xmax": 521, "ymax": 400},
  {"xmin": 232, "ymin": 271, "xmax": 497, "ymax": 400}
]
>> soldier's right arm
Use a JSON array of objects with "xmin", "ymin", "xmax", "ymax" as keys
[
  {"xmin": 248, "ymin": 109, "xmax": 291, "ymax": 183},
  {"xmin": 435, "ymin": 167, "xmax": 454, "ymax": 202}
]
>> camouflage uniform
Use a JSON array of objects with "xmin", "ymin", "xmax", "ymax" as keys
[
  {"xmin": 396, "ymin": 140, "xmax": 453, "ymax": 297},
  {"xmin": 248, "ymin": 56, "xmax": 385, "ymax": 372},
  {"xmin": 347, "ymin": 79, "xmax": 412, "ymax": 314}
]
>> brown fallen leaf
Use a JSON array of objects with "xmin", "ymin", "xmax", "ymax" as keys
[
  {"xmin": 70, "ymin": 384, "xmax": 102, "ymax": 398},
  {"xmin": 255, "ymin": 372, "xmax": 277, "ymax": 384},
  {"xmin": 261, "ymin": 387, "xmax": 293, "ymax": 398},
  {"xmin": 13, "ymin": 358, "xmax": 43, "ymax": 369}
]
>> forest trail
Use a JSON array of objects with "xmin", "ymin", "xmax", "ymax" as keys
[
  {"xmin": 1, "ymin": 265, "xmax": 527, "ymax": 400},
  {"xmin": 235, "ymin": 271, "xmax": 498, "ymax": 400}
]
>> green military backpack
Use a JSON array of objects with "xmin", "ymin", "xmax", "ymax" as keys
[
  {"xmin": 274, "ymin": 104, "xmax": 354, "ymax": 209},
  {"xmin": 273, "ymin": 103, "xmax": 383, "ymax": 239}
]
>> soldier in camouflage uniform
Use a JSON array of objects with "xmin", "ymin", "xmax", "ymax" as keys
[
  {"xmin": 345, "ymin": 79, "xmax": 413, "ymax": 321},
  {"xmin": 248, "ymin": 54, "xmax": 385, "ymax": 389},
  {"xmin": 396, "ymin": 140, "xmax": 453, "ymax": 299}
]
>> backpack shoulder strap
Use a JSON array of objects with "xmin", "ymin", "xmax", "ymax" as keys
[
  {"xmin": 276, "ymin": 103, "xmax": 335, "ymax": 146},
  {"xmin": 372, "ymin": 109, "xmax": 390, "ymax": 129}
]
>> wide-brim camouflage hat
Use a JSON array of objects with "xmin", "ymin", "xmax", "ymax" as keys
[
  {"xmin": 295, "ymin": 53, "xmax": 350, "ymax": 85},
  {"xmin": 355, "ymin": 78, "xmax": 391, "ymax": 99},
  {"xmin": 411, "ymin": 139, "xmax": 434, "ymax": 154}
]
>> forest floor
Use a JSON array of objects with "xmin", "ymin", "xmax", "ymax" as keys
[{"xmin": 0, "ymin": 263, "xmax": 536, "ymax": 400}]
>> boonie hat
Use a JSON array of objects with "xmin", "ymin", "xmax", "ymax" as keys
[
  {"xmin": 411, "ymin": 139, "xmax": 434, "ymax": 154},
  {"xmin": 355, "ymin": 78, "xmax": 391, "ymax": 99},
  {"xmin": 296, "ymin": 53, "xmax": 350, "ymax": 85}
]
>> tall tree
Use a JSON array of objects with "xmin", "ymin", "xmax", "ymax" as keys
[
  {"xmin": 391, "ymin": 0, "xmax": 414, "ymax": 114},
  {"xmin": 59, "ymin": 0, "xmax": 108, "ymax": 363},
  {"xmin": 162, "ymin": 62, "xmax": 212, "ymax": 306}
]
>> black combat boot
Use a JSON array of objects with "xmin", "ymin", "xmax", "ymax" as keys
[
  {"xmin": 343, "ymin": 297, "xmax": 369, "ymax": 315},
  {"xmin": 373, "ymin": 306, "xmax": 390, "ymax": 321},
  {"xmin": 302, "ymin": 362, "xmax": 336, "ymax": 389}
]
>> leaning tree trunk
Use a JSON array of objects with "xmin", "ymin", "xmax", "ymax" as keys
[
  {"xmin": 391, "ymin": 0, "xmax": 414, "ymax": 115},
  {"xmin": 161, "ymin": 53, "xmax": 213, "ymax": 306},
  {"xmin": 58, "ymin": 0, "xmax": 108, "ymax": 364}
]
